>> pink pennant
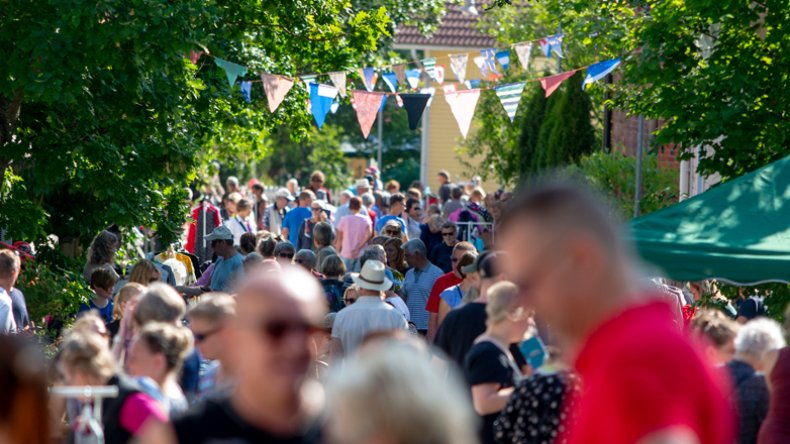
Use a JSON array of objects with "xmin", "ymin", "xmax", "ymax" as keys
[
  {"xmin": 435, "ymin": 66, "xmax": 445, "ymax": 84},
  {"xmin": 540, "ymin": 70, "xmax": 576, "ymax": 98},
  {"xmin": 351, "ymin": 90, "xmax": 386, "ymax": 139},
  {"xmin": 444, "ymin": 89, "xmax": 481, "ymax": 139},
  {"xmin": 260, "ymin": 73, "xmax": 295, "ymax": 113},
  {"xmin": 189, "ymin": 50, "xmax": 204, "ymax": 65}
]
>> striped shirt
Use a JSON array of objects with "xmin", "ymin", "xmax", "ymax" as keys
[{"xmin": 403, "ymin": 262, "xmax": 444, "ymax": 330}]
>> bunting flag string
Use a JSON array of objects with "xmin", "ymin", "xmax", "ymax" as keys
[
  {"xmin": 495, "ymin": 50, "xmax": 511, "ymax": 71},
  {"xmin": 539, "ymin": 34, "xmax": 564, "ymax": 59},
  {"xmin": 514, "ymin": 42, "xmax": 533, "ymax": 70},
  {"xmin": 382, "ymin": 72, "xmax": 398, "ymax": 92},
  {"xmin": 214, "ymin": 58, "xmax": 247, "ymax": 89},
  {"xmin": 421, "ymin": 58, "xmax": 438, "ymax": 81},
  {"xmin": 445, "ymin": 89, "xmax": 481, "ymax": 138},
  {"xmin": 351, "ymin": 90, "xmax": 386, "ymax": 139},
  {"xmin": 583, "ymin": 58, "xmax": 621, "ymax": 89},
  {"xmin": 260, "ymin": 74, "xmax": 295, "ymax": 113},
  {"xmin": 494, "ymin": 82, "xmax": 527, "ymax": 122},
  {"xmin": 309, "ymin": 83, "xmax": 339, "ymax": 129},
  {"xmin": 400, "ymin": 94, "xmax": 432, "ymax": 130},
  {"xmin": 481, "ymin": 49, "xmax": 499, "ymax": 75},
  {"xmin": 405, "ymin": 69, "xmax": 421, "ymax": 89},
  {"xmin": 329, "ymin": 72, "xmax": 347, "ymax": 98},
  {"xmin": 540, "ymin": 70, "xmax": 576, "ymax": 97},
  {"xmin": 449, "ymin": 54, "xmax": 468, "ymax": 84}
]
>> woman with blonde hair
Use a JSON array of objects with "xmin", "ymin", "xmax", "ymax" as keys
[
  {"xmin": 464, "ymin": 281, "xmax": 533, "ymax": 444},
  {"xmin": 383, "ymin": 237, "xmax": 407, "ymax": 276},
  {"xmin": 126, "ymin": 323, "xmax": 194, "ymax": 416},
  {"xmin": 128, "ymin": 259, "xmax": 161, "ymax": 285},
  {"xmin": 107, "ymin": 283, "xmax": 146, "ymax": 340}
]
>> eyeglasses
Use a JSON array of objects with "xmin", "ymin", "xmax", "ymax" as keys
[
  {"xmin": 193, "ymin": 326, "xmax": 224, "ymax": 343},
  {"xmin": 442, "ymin": 232, "xmax": 456, "ymax": 237},
  {"xmin": 278, "ymin": 253, "xmax": 294, "ymax": 259},
  {"xmin": 248, "ymin": 317, "xmax": 320, "ymax": 342},
  {"xmin": 385, "ymin": 230, "xmax": 400, "ymax": 236}
]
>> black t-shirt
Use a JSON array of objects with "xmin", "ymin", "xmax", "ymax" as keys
[
  {"xmin": 434, "ymin": 303, "xmax": 526, "ymax": 369},
  {"xmin": 430, "ymin": 242, "xmax": 455, "ymax": 273},
  {"xmin": 464, "ymin": 341, "xmax": 518, "ymax": 444},
  {"xmin": 173, "ymin": 397, "xmax": 321, "ymax": 444}
]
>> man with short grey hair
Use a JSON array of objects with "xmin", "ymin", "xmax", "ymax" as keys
[
  {"xmin": 402, "ymin": 239, "xmax": 443, "ymax": 335},
  {"xmin": 0, "ymin": 250, "xmax": 20, "ymax": 333}
]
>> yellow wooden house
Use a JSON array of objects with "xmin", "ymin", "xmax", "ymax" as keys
[{"xmin": 394, "ymin": 2, "xmax": 500, "ymax": 194}]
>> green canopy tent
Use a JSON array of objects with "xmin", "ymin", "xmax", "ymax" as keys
[{"xmin": 630, "ymin": 154, "xmax": 790, "ymax": 285}]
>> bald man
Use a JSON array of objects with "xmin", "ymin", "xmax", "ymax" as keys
[
  {"xmin": 499, "ymin": 182, "xmax": 734, "ymax": 444},
  {"xmin": 144, "ymin": 267, "xmax": 326, "ymax": 443}
]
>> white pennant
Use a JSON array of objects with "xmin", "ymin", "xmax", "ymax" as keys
[
  {"xmin": 514, "ymin": 42, "xmax": 533, "ymax": 70},
  {"xmin": 445, "ymin": 89, "xmax": 481, "ymax": 138},
  {"xmin": 449, "ymin": 53, "xmax": 468, "ymax": 84},
  {"xmin": 329, "ymin": 72, "xmax": 347, "ymax": 98}
]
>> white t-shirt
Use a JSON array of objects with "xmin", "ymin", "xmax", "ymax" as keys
[{"xmin": 0, "ymin": 288, "xmax": 18, "ymax": 333}]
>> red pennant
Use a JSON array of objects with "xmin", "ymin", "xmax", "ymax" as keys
[
  {"xmin": 351, "ymin": 90, "xmax": 386, "ymax": 139},
  {"xmin": 539, "ymin": 70, "xmax": 576, "ymax": 98},
  {"xmin": 189, "ymin": 50, "xmax": 204, "ymax": 65}
]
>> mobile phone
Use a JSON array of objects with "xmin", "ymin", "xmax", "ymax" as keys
[{"xmin": 519, "ymin": 336, "xmax": 547, "ymax": 370}]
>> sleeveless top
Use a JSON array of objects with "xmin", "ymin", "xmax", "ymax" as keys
[{"xmin": 758, "ymin": 347, "xmax": 790, "ymax": 444}]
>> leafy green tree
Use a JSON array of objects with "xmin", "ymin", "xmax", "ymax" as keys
[
  {"xmin": 516, "ymin": 80, "xmax": 549, "ymax": 175},
  {"xmin": 534, "ymin": 72, "xmax": 596, "ymax": 169}
]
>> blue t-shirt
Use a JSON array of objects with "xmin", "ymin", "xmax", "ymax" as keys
[
  {"xmin": 375, "ymin": 215, "xmax": 406, "ymax": 234},
  {"xmin": 439, "ymin": 285, "xmax": 465, "ymax": 310},
  {"xmin": 282, "ymin": 207, "xmax": 312, "ymax": 244},
  {"xmin": 210, "ymin": 253, "xmax": 244, "ymax": 292},
  {"xmin": 78, "ymin": 298, "xmax": 114, "ymax": 325}
]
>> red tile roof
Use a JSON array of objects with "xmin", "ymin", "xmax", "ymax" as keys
[{"xmin": 394, "ymin": 2, "xmax": 497, "ymax": 49}]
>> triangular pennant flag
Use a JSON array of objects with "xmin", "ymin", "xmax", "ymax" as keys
[
  {"xmin": 547, "ymin": 34, "xmax": 564, "ymax": 58},
  {"xmin": 494, "ymin": 82, "xmax": 526, "ymax": 122},
  {"xmin": 514, "ymin": 42, "xmax": 533, "ymax": 70},
  {"xmin": 329, "ymin": 72, "xmax": 347, "ymax": 98},
  {"xmin": 380, "ymin": 94, "xmax": 388, "ymax": 112},
  {"xmin": 435, "ymin": 66, "xmax": 445, "ymax": 84},
  {"xmin": 360, "ymin": 68, "xmax": 377, "ymax": 92},
  {"xmin": 481, "ymin": 49, "xmax": 499, "ymax": 75},
  {"xmin": 301, "ymin": 74, "xmax": 317, "ymax": 86},
  {"xmin": 473, "ymin": 56, "xmax": 488, "ymax": 78},
  {"xmin": 382, "ymin": 72, "xmax": 398, "ymax": 92},
  {"xmin": 420, "ymin": 87, "xmax": 436, "ymax": 107},
  {"xmin": 443, "ymin": 84, "xmax": 458, "ymax": 95},
  {"xmin": 260, "ymin": 73, "xmax": 295, "ymax": 113},
  {"xmin": 449, "ymin": 54, "xmax": 468, "ymax": 84},
  {"xmin": 539, "ymin": 70, "xmax": 576, "ymax": 98},
  {"xmin": 421, "ymin": 58, "xmax": 438, "ymax": 81},
  {"xmin": 583, "ymin": 58, "xmax": 621, "ymax": 89},
  {"xmin": 465, "ymin": 79, "xmax": 481, "ymax": 89},
  {"xmin": 445, "ymin": 89, "xmax": 481, "ymax": 138},
  {"xmin": 495, "ymin": 50, "xmax": 511, "ymax": 71},
  {"xmin": 351, "ymin": 91, "xmax": 386, "ymax": 139},
  {"xmin": 395, "ymin": 94, "xmax": 404, "ymax": 108},
  {"xmin": 189, "ymin": 50, "xmax": 204, "ymax": 65},
  {"xmin": 330, "ymin": 99, "xmax": 340, "ymax": 114},
  {"xmin": 393, "ymin": 65, "xmax": 407, "ymax": 85},
  {"xmin": 214, "ymin": 58, "xmax": 247, "ymax": 89},
  {"xmin": 309, "ymin": 83, "xmax": 339, "ymax": 129},
  {"xmin": 399, "ymin": 93, "xmax": 431, "ymax": 130},
  {"xmin": 405, "ymin": 69, "xmax": 421, "ymax": 89},
  {"xmin": 240, "ymin": 81, "xmax": 252, "ymax": 103}
]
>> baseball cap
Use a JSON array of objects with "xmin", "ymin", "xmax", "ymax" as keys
[
  {"xmin": 204, "ymin": 225, "xmax": 234, "ymax": 241},
  {"xmin": 274, "ymin": 188, "xmax": 294, "ymax": 201}
]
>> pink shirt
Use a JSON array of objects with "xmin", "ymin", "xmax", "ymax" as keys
[{"xmin": 338, "ymin": 213, "xmax": 371, "ymax": 259}]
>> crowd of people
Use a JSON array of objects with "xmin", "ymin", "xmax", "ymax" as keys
[{"xmin": 1, "ymin": 170, "xmax": 790, "ymax": 444}]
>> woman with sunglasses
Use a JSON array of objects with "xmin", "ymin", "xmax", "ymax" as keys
[
  {"xmin": 464, "ymin": 281, "xmax": 533, "ymax": 444},
  {"xmin": 437, "ymin": 251, "xmax": 479, "ymax": 326}
]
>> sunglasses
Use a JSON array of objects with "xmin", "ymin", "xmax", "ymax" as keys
[
  {"xmin": 385, "ymin": 230, "xmax": 400, "ymax": 236},
  {"xmin": 344, "ymin": 298, "xmax": 357, "ymax": 305},
  {"xmin": 278, "ymin": 253, "xmax": 294, "ymax": 259},
  {"xmin": 249, "ymin": 318, "xmax": 320, "ymax": 342},
  {"xmin": 193, "ymin": 326, "xmax": 223, "ymax": 343},
  {"xmin": 442, "ymin": 232, "xmax": 456, "ymax": 237}
]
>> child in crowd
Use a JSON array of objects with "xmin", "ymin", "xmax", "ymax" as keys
[{"xmin": 78, "ymin": 266, "xmax": 117, "ymax": 325}]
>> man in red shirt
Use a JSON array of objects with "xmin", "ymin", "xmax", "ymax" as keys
[
  {"xmin": 425, "ymin": 241, "xmax": 476, "ymax": 341},
  {"xmin": 499, "ymin": 182, "xmax": 734, "ymax": 444}
]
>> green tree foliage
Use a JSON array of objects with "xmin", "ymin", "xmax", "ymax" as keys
[
  {"xmin": 567, "ymin": 151, "xmax": 678, "ymax": 218},
  {"xmin": 534, "ymin": 72, "xmax": 596, "ymax": 169},
  {"xmin": 488, "ymin": 0, "xmax": 790, "ymax": 180},
  {"xmin": 0, "ymin": 1, "xmax": 399, "ymax": 245}
]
